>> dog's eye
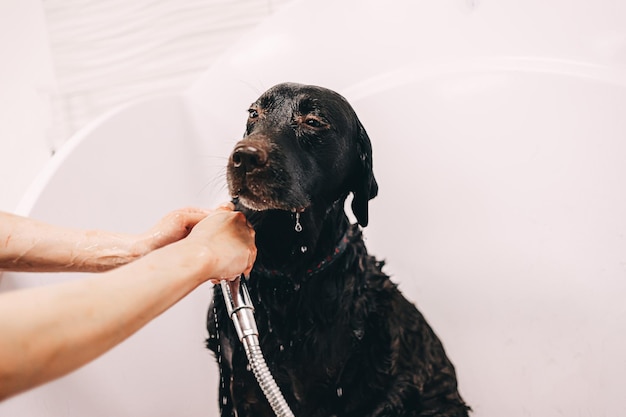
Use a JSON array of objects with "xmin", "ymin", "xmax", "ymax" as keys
[
  {"xmin": 303, "ymin": 116, "xmax": 328, "ymax": 130},
  {"xmin": 248, "ymin": 109, "xmax": 259, "ymax": 119}
]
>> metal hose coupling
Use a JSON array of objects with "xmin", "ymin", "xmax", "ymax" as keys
[{"xmin": 220, "ymin": 276, "xmax": 295, "ymax": 417}]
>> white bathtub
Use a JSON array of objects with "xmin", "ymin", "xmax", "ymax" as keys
[{"xmin": 2, "ymin": 0, "xmax": 625, "ymax": 415}]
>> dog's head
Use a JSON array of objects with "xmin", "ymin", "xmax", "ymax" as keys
[{"xmin": 227, "ymin": 83, "xmax": 378, "ymax": 226}]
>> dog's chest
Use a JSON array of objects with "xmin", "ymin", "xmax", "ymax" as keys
[
  {"xmin": 230, "ymin": 317, "xmax": 357, "ymax": 415},
  {"xmin": 227, "ymin": 275, "xmax": 364, "ymax": 407},
  {"xmin": 251, "ymin": 277, "xmax": 358, "ymax": 366}
]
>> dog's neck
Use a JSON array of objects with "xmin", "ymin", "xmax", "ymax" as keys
[{"xmin": 239, "ymin": 198, "xmax": 350, "ymax": 276}]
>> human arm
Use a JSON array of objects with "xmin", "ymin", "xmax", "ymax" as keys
[
  {"xmin": 0, "ymin": 205, "xmax": 256, "ymax": 401},
  {"xmin": 0, "ymin": 208, "xmax": 210, "ymax": 272}
]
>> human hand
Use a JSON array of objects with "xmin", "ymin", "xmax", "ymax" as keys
[
  {"xmin": 179, "ymin": 203, "xmax": 256, "ymax": 284},
  {"xmin": 134, "ymin": 207, "xmax": 212, "ymax": 256}
]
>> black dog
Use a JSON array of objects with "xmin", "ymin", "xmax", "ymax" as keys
[{"xmin": 207, "ymin": 83, "xmax": 469, "ymax": 417}]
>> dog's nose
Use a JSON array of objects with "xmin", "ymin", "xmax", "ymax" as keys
[{"xmin": 231, "ymin": 145, "xmax": 268, "ymax": 171}]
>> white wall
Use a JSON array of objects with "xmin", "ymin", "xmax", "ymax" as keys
[
  {"xmin": 42, "ymin": 0, "xmax": 291, "ymax": 147},
  {"xmin": 0, "ymin": 0, "xmax": 57, "ymax": 212}
]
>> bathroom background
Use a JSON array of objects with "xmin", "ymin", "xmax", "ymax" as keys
[{"xmin": 0, "ymin": 0, "xmax": 291, "ymax": 212}]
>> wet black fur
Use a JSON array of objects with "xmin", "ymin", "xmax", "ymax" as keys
[{"xmin": 206, "ymin": 83, "xmax": 470, "ymax": 417}]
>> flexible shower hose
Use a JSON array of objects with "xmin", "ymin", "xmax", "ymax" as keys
[{"xmin": 221, "ymin": 278, "xmax": 295, "ymax": 417}]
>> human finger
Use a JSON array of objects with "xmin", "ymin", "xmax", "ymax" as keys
[
  {"xmin": 143, "ymin": 207, "xmax": 212, "ymax": 251},
  {"xmin": 214, "ymin": 201, "xmax": 235, "ymax": 211}
]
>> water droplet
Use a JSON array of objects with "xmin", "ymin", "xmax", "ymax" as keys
[
  {"xmin": 337, "ymin": 387, "xmax": 343, "ymax": 397},
  {"xmin": 353, "ymin": 329, "xmax": 365, "ymax": 340},
  {"xmin": 279, "ymin": 344, "xmax": 285, "ymax": 351},
  {"xmin": 295, "ymin": 212, "xmax": 303, "ymax": 232},
  {"xmin": 222, "ymin": 396, "xmax": 228, "ymax": 405},
  {"xmin": 246, "ymin": 363, "xmax": 252, "ymax": 371},
  {"xmin": 300, "ymin": 245, "xmax": 308, "ymax": 253}
]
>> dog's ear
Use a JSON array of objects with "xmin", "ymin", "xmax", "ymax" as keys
[{"xmin": 350, "ymin": 121, "xmax": 378, "ymax": 227}]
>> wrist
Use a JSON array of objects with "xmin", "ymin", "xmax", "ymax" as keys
[
  {"xmin": 181, "ymin": 243, "xmax": 218, "ymax": 285},
  {"xmin": 78, "ymin": 232, "xmax": 149, "ymax": 272},
  {"xmin": 143, "ymin": 239, "xmax": 216, "ymax": 286}
]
